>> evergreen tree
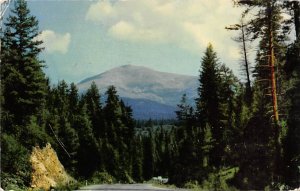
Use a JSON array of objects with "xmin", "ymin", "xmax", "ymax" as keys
[
  {"xmin": 42, "ymin": 81, "xmax": 81, "ymax": 176},
  {"xmin": 175, "ymin": 94, "xmax": 193, "ymax": 126},
  {"xmin": 283, "ymin": 35, "xmax": 300, "ymax": 188},
  {"xmin": 56, "ymin": 81, "xmax": 69, "ymax": 115},
  {"xmin": 120, "ymin": 100, "xmax": 135, "ymax": 176},
  {"xmin": 68, "ymin": 83, "xmax": 79, "ymax": 117},
  {"xmin": 233, "ymin": 1, "xmax": 288, "ymax": 188},
  {"xmin": 196, "ymin": 44, "xmax": 224, "ymax": 168},
  {"xmin": 57, "ymin": 116, "xmax": 80, "ymax": 176},
  {"xmin": 280, "ymin": 2, "xmax": 300, "ymax": 187},
  {"xmin": 173, "ymin": 128, "xmax": 204, "ymax": 186},
  {"xmin": 226, "ymin": 16, "xmax": 253, "ymax": 105},
  {"xmin": 218, "ymin": 65, "xmax": 243, "ymax": 166},
  {"xmin": 84, "ymin": 82, "xmax": 105, "ymax": 139},
  {"xmin": 284, "ymin": 76, "xmax": 300, "ymax": 187},
  {"xmin": 232, "ymin": 114, "xmax": 274, "ymax": 190},
  {"xmin": 131, "ymin": 136, "xmax": 144, "ymax": 182},
  {"xmin": 154, "ymin": 126, "xmax": 164, "ymax": 176},
  {"xmin": 75, "ymin": 103, "xmax": 100, "ymax": 178},
  {"xmin": 104, "ymin": 86, "xmax": 123, "ymax": 151},
  {"xmin": 1, "ymin": 134, "xmax": 31, "ymax": 188},
  {"xmin": 143, "ymin": 131, "xmax": 154, "ymax": 180},
  {"xmin": 102, "ymin": 138, "xmax": 119, "ymax": 178},
  {"xmin": 120, "ymin": 100, "xmax": 135, "ymax": 145},
  {"xmin": 102, "ymin": 86, "xmax": 134, "ymax": 181},
  {"xmin": 161, "ymin": 133, "xmax": 171, "ymax": 177},
  {"xmin": 236, "ymin": 0, "xmax": 286, "ymax": 122},
  {"xmin": 104, "ymin": 86, "xmax": 122, "ymax": 123},
  {"xmin": 1, "ymin": 0, "xmax": 47, "ymax": 125},
  {"xmin": 0, "ymin": 1, "xmax": 49, "ymax": 188}
]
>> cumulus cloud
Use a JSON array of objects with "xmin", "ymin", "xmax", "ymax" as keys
[
  {"xmin": 109, "ymin": 20, "xmax": 165, "ymax": 42},
  {"xmin": 37, "ymin": 30, "xmax": 71, "ymax": 54},
  {"xmin": 86, "ymin": 0, "xmax": 244, "ymax": 61},
  {"xmin": 85, "ymin": 1, "xmax": 116, "ymax": 22}
]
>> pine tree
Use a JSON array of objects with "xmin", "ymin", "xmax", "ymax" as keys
[
  {"xmin": 104, "ymin": 86, "xmax": 124, "ymax": 151},
  {"xmin": 104, "ymin": 86, "xmax": 122, "ymax": 123},
  {"xmin": 1, "ymin": 0, "xmax": 47, "ymax": 125},
  {"xmin": 226, "ymin": 16, "xmax": 253, "ymax": 105},
  {"xmin": 175, "ymin": 128, "xmax": 204, "ymax": 185},
  {"xmin": 131, "ymin": 136, "xmax": 144, "ymax": 182},
  {"xmin": 57, "ymin": 116, "xmax": 80, "ymax": 176},
  {"xmin": 102, "ymin": 137, "xmax": 119, "ymax": 178},
  {"xmin": 56, "ymin": 80, "xmax": 69, "ymax": 115},
  {"xmin": 175, "ymin": 94, "xmax": 193, "ymax": 126},
  {"xmin": 283, "ymin": 32, "xmax": 300, "ymax": 188},
  {"xmin": 236, "ymin": 0, "xmax": 286, "ymax": 123},
  {"xmin": 284, "ymin": 70, "xmax": 300, "ymax": 187},
  {"xmin": 0, "ymin": 1, "xmax": 49, "ymax": 188},
  {"xmin": 102, "ymin": 86, "xmax": 134, "ymax": 181},
  {"xmin": 219, "ymin": 65, "xmax": 238, "ymax": 127},
  {"xmin": 68, "ymin": 83, "xmax": 79, "ymax": 117},
  {"xmin": 75, "ymin": 103, "xmax": 100, "ymax": 178},
  {"xmin": 161, "ymin": 133, "xmax": 171, "ymax": 177},
  {"xmin": 1, "ymin": 133, "xmax": 31, "ymax": 188},
  {"xmin": 233, "ymin": 1, "xmax": 288, "ymax": 188},
  {"xmin": 154, "ymin": 126, "xmax": 164, "ymax": 176},
  {"xmin": 120, "ymin": 100, "xmax": 135, "ymax": 176},
  {"xmin": 104, "ymin": 86, "xmax": 122, "ymax": 150},
  {"xmin": 142, "ymin": 131, "xmax": 154, "ymax": 180},
  {"xmin": 218, "ymin": 65, "xmax": 244, "ymax": 167},
  {"xmin": 120, "ymin": 99, "xmax": 135, "ymax": 144},
  {"xmin": 281, "ymin": 3, "xmax": 300, "ymax": 187},
  {"xmin": 83, "ymin": 82, "xmax": 105, "ymax": 139},
  {"xmin": 196, "ymin": 44, "xmax": 224, "ymax": 168}
]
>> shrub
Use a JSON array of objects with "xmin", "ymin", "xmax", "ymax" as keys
[
  {"xmin": 90, "ymin": 172, "xmax": 116, "ymax": 184},
  {"xmin": 53, "ymin": 181, "xmax": 82, "ymax": 191},
  {"xmin": 1, "ymin": 134, "xmax": 31, "ymax": 189}
]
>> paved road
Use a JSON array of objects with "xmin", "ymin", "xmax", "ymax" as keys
[{"xmin": 78, "ymin": 184, "xmax": 183, "ymax": 191}]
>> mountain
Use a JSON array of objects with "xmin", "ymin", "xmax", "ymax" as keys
[
  {"xmin": 77, "ymin": 65, "xmax": 198, "ymax": 119},
  {"xmin": 122, "ymin": 97, "xmax": 177, "ymax": 119}
]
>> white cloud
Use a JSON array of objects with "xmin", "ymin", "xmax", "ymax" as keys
[
  {"xmin": 86, "ymin": 0, "xmax": 244, "ymax": 62},
  {"xmin": 37, "ymin": 30, "xmax": 71, "ymax": 54},
  {"xmin": 109, "ymin": 20, "xmax": 165, "ymax": 43},
  {"xmin": 85, "ymin": 1, "xmax": 116, "ymax": 22}
]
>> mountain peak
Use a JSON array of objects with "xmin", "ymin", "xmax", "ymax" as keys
[
  {"xmin": 120, "ymin": 64, "xmax": 138, "ymax": 68},
  {"xmin": 77, "ymin": 64, "xmax": 198, "ymax": 119},
  {"xmin": 79, "ymin": 65, "xmax": 153, "ymax": 84},
  {"xmin": 110, "ymin": 64, "xmax": 155, "ymax": 72}
]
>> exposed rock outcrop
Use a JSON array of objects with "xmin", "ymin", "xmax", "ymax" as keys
[{"xmin": 30, "ymin": 143, "xmax": 74, "ymax": 190}]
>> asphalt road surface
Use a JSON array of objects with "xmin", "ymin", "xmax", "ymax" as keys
[{"xmin": 78, "ymin": 184, "xmax": 184, "ymax": 191}]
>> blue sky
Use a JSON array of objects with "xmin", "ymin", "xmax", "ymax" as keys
[{"xmin": 7, "ymin": 0, "xmax": 246, "ymax": 84}]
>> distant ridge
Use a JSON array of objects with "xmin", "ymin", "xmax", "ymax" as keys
[
  {"xmin": 77, "ymin": 65, "xmax": 198, "ymax": 119},
  {"xmin": 79, "ymin": 65, "xmax": 195, "ymax": 84}
]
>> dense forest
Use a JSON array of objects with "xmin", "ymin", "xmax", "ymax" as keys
[{"xmin": 1, "ymin": 0, "xmax": 300, "ymax": 190}]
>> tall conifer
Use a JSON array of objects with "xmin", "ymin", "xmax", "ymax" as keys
[
  {"xmin": 196, "ymin": 44, "xmax": 223, "ymax": 168},
  {"xmin": 1, "ymin": 0, "xmax": 47, "ymax": 124}
]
